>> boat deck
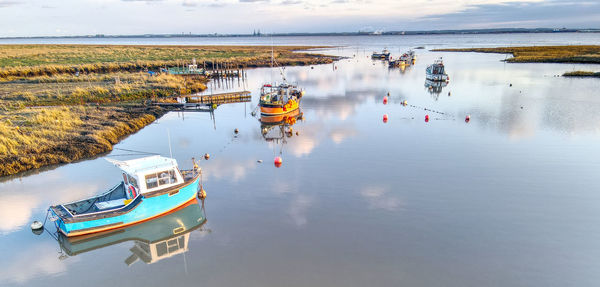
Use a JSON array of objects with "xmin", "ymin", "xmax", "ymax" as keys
[{"xmin": 62, "ymin": 182, "xmax": 127, "ymax": 215}]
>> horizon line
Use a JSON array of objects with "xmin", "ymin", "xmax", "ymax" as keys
[{"xmin": 2, "ymin": 27, "xmax": 600, "ymax": 40}]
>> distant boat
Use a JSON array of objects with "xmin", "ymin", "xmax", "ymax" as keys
[
  {"xmin": 49, "ymin": 156, "xmax": 202, "ymax": 237},
  {"xmin": 259, "ymin": 83, "xmax": 304, "ymax": 116},
  {"xmin": 57, "ymin": 198, "xmax": 207, "ymax": 265},
  {"xmin": 389, "ymin": 50, "xmax": 416, "ymax": 67},
  {"xmin": 426, "ymin": 58, "xmax": 449, "ymax": 82},
  {"xmin": 372, "ymin": 48, "xmax": 391, "ymax": 60}
]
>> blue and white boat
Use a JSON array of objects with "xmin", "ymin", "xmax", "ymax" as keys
[
  {"xmin": 49, "ymin": 156, "xmax": 202, "ymax": 237},
  {"xmin": 426, "ymin": 58, "xmax": 449, "ymax": 82},
  {"xmin": 371, "ymin": 48, "xmax": 391, "ymax": 60},
  {"xmin": 57, "ymin": 198, "xmax": 207, "ymax": 265}
]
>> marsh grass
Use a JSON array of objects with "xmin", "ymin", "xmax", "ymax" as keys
[
  {"xmin": 0, "ymin": 72, "xmax": 207, "ymax": 107},
  {"xmin": 0, "ymin": 45, "xmax": 335, "ymax": 78},
  {"xmin": 434, "ymin": 45, "xmax": 600, "ymax": 64},
  {"xmin": 563, "ymin": 71, "xmax": 600, "ymax": 77},
  {"xmin": 0, "ymin": 105, "xmax": 164, "ymax": 176}
]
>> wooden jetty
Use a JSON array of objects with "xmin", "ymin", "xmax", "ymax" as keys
[
  {"xmin": 152, "ymin": 91, "xmax": 251, "ymax": 110},
  {"xmin": 166, "ymin": 59, "xmax": 244, "ymax": 79}
]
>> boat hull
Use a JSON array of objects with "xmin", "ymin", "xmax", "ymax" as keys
[
  {"xmin": 259, "ymin": 109, "xmax": 301, "ymax": 125},
  {"xmin": 260, "ymin": 101, "xmax": 300, "ymax": 116},
  {"xmin": 52, "ymin": 177, "xmax": 201, "ymax": 237},
  {"xmin": 58, "ymin": 198, "xmax": 205, "ymax": 256},
  {"xmin": 426, "ymin": 73, "xmax": 449, "ymax": 82}
]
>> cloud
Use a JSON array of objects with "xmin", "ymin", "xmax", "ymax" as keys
[
  {"xmin": 202, "ymin": 157, "xmax": 258, "ymax": 182},
  {"xmin": 360, "ymin": 186, "xmax": 401, "ymax": 211},
  {"xmin": 0, "ymin": 0, "xmax": 20, "ymax": 7},
  {"xmin": 0, "ymin": 175, "xmax": 99, "ymax": 235},
  {"xmin": 0, "ymin": 0, "xmax": 598, "ymax": 36},
  {"xmin": 0, "ymin": 194, "xmax": 40, "ymax": 233},
  {"xmin": 182, "ymin": 0, "xmax": 197, "ymax": 6},
  {"xmin": 288, "ymin": 194, "xmax": 312, "ymax": 227},
  {"xmin": 0, "ymin": 242, "xmax": 78, "ymax": 284},
  {"xmin": 281, "ymin": 0, "xmax": 302, "ymax": 4}
]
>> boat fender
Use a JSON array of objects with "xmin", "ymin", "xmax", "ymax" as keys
[
  {"xmin": 31, "ymin": 221, "xmax": 43, "ymax": 231},
  {"xmin": 128, "ymin": 185, "xmax": 137, "ymax": 199},
  {"xmin": 198, "ymin": 185, "xmax": 207, "ymax": 199}
]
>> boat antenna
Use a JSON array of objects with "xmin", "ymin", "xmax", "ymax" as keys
[
  {"xmin": 270, "ymin": 33, "xmax": 274, "ymax": 84},
  {"xmin": 167, "ymin": 129, "xmax": 173, "ymax": 158}
]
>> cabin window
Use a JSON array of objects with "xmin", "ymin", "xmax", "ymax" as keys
[
  {"xmin": 156, "ymin": 242, "xmax": 168, "ymax": 257},
  {"xmin": 145, "ymin": 174, "xmax": 159, "ymax": 189},
  {"xmin": 159, "ymin": 170, "xmax": 176, "ymax": 185},
  {"xmin": 145, "ymin": 169, "xmax": 177, "ymax": 190},
  {"xmin": 127, "ymin": 174, "xmax": 139, "ymax": 189}
]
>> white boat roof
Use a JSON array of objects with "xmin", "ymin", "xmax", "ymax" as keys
[{"xmin": 106, "ymin": 155, "xmax": 178, "ymax": 176}]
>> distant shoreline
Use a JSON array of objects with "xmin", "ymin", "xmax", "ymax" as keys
[
  {"xmin": 2, "ymin": 28, "xmax": 599, "ymax": 40},
  {"xmin": 434, "ymin": 45, "xmax": 600, "ymax": 64}
]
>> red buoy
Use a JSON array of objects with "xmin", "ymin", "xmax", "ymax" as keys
[
  {"xmin": 383, "ymin": 96, "xmax": 388, "ymax": 104},
  {"xmin": 383, "ymin": 114, "xmax": 388, "ymax": 123},
  {"xmin": 274, "ymin": 156, "xmax": 283, "ymax": 168},
  {"xmin": 465, "ymin": 115, "xmax": 470, "ymax": 123},
  {"xmin": 425, "ymin": 114, "xmax": 430, "ymax": 122}
]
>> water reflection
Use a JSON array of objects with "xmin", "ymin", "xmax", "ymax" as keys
[
  {"xmin": 260, "ymin": 109, "xmax": 303, "ymax": 142},
  {"xmin": 424, "ymin": 79, "xmax": 448, "ymax": 100},
  {"xmin": 260, "ymin": 109, "xmax": 304, "ymax": 157},
  {"xmin": 4, "ymin": 34, "xmax": 600, "ymax": 287},
  {"xmin": 56, "ymin": 199, "xmax": 207, "ymax": 265}
]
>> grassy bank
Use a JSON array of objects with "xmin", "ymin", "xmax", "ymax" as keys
[
  {"xmin": 0, "ymin": 44, "xmax": 337, "ymax": 177},
  {"xmin": 0, "ymin": 105, "xmax": 166, "ymax": 177},
  {"xmin": 0, "ymin": 72, "xmax": 207, "ymax": 109},
  {"xmin": 0, "ymin": 45, "xmax": 335, "ymax": 79},
  {"xmin": 433, "ymin": 45, "xmax": 600, "ymax": 64},
  {"xmin": 563, "ymin": 71, "xmax": 600, "ymax": 78}
]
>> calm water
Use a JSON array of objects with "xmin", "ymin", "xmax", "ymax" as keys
[{"xmin": 2, "ymin": 34, "xmax": 600, "ymax": 287}]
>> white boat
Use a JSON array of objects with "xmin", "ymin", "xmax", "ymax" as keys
[{"xmin": 426, "ymin": 58, "xmax": 449, "ymax": 82}]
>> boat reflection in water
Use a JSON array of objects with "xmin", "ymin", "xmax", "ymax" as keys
[
  {"xmin": 56, "ymin": 198, "xmax": 207, "ymax": 266},
  {"xmin": 260, "ymin": 109, "xmax": 303, "ymax": 167},
  {"xmin": 424, "ymin": 79, "xmax": 448, "ymax": 100},
  {"xmin": 260, "ymin": 108, "xmax": 303, "ymax": 142}
]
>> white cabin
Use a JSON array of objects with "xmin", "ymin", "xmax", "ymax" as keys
[{"xmin": 107, "ymin": 156, "xmax": 184, "ymax": 196}]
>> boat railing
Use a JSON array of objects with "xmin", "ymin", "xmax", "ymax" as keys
[{"xmin": 180, "ymin": 168, "xmax": 201, "ymax": 182}]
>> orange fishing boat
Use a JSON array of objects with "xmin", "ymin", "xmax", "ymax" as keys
[{"xmin": 259, "ymin": 83, "xmax": 304, "ymax": 116}]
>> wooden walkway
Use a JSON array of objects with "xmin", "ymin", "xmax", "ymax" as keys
[{"xmin": 153, "ymin": 91, "xmax": 251, "ymax": 110}]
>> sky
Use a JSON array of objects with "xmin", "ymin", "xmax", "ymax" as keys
[{"xmin": 0, "ymin": 0, "xmax": 599, "ymax": 37}]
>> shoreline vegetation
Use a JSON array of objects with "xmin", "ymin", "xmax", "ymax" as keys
[
  {"xmin": 0, "ymin": 44, "xmax": 337, "ymax": 177},
  {"xmin": 433, "ymin": 45, "xmax": 600, "ymax": 64},
  {"xmin": 562, "ymin": 71, "xmax": 600, "ymax": 78}
]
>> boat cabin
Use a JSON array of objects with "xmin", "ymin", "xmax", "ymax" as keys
[
  {"xmin": 110, "ymin": 156, "xmax": 184, "ymax": 196},
  {"xmin": 260, "ymin": 83, "xmax": 302, "ymax": 104},
  {"xmin": 58, "ymin": 156, "xmax": 185, "ymax": 216},
  {"xmin": 428, "ymin": 59, "xmax": 446, "ymax": 75}
]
